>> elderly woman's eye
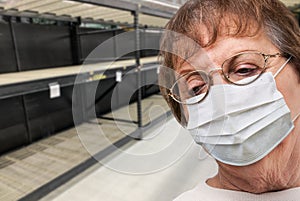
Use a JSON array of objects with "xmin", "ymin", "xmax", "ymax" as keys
[
  {"xmin": 236, "ymin": 67, "xmax": 256, "ymax": 74},
  {"xmin": 232, "ymin": 64, "xmax": 260, "ymax": 76},
  {"xmin": 188, "ymin": 84, "xmax": 207, "ymax": 96}
]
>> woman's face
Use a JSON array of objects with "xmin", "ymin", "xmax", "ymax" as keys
[{"xmin": 177, "ymin": 29, "xmax": 300, "ymax": 192}]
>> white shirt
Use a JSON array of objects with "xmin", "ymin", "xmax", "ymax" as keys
[{"xmin": 174, "ymin": 179, "xmax": 300, "ymax": 201}]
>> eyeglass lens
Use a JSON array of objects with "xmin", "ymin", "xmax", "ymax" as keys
[
  {"xmin": 171, "ymin": 71, "xmax": 209, "ymax": 104},
  {"xmin": 222, "ymin": 52, "xmax": 266, "ymax": 84}
]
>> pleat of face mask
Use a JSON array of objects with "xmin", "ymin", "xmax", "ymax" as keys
[
  {"xmin": 191, "ymin": 103, "xmax": 290, "ymax": 144},
  {"xmin": 189, "ymin": 98, "xmax": 287, "ymax": 137},
  {"xmin": 202, "ymin": 113, "xmax": 294, "ymax": 166}
]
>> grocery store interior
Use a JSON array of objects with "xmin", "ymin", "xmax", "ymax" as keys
[{"xmin": 0, "ymin": 0, "xmax": 299, "ymax": 200}]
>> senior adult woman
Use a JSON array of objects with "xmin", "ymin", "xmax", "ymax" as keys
[{"xmin": 159, "ymin": 0, "xmax": 300, "ymax": 200}]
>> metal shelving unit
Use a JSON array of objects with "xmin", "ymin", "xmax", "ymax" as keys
[{"xmin": 0, "ymin": 0, "xmax": 179, "ymax": 154}]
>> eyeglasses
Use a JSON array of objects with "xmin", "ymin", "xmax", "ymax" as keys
[{"xmin": 169, "ymin": 52, "xmax": 284, "ymax": 105}]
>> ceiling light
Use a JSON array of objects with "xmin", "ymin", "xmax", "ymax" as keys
[
  {"xmin": 62, "ymin": 0, "xmax": 78, "ymax": 4},
  {"xmin": 142, "ymin": 0, "xmax": 180, "ymax": 9}
]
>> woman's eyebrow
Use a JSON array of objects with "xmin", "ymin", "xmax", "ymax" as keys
[{"xmin": 176, "ymin": 65, "xmax": 197, "ymax": 76}]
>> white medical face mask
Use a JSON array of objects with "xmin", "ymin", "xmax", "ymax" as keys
[{"xmin": 186, "ymin": 56, "xmax": 299, "ymax": 166}]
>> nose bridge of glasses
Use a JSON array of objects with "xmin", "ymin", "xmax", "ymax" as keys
[{"xmin": 208, "ymin": 67, "xmax": 227, "ymax": 85}]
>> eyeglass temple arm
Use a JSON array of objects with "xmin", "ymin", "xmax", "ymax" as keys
[{"xmin": 273, "ymin": 56, "xmax": 292, "ymax": 77}]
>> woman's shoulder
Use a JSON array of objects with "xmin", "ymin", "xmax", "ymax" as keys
[
  {"xmin": 173, "ymin": 188, "xmax": 201, "ymax": 201},
  {"xmin": 172, "ymin": 181, "xmax": 209, "ymax": 201},
  {"xmin": 173, "ymin": 179, "xmax": 300, "ymax": 201}
]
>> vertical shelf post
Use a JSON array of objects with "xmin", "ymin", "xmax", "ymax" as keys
[
  {"xmin": 9, "ymin": 16, "xmax": 32, "ymax": 144},
  {"xmin": 133, "ymin": 10, "xmax": 143, "ymax": 139}
]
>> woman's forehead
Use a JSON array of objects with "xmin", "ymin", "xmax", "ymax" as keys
[
  {"xmin": 173, "ymin": 31, "xmax": 277, "ymax": 74},
  {"xmin": 169, "ymin": 19, "xmax": 264, "ymax": 63}
]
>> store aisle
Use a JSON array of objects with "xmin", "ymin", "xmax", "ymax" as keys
[{"xmin": 42, "ymin": 118, "xmax": 218, "ymax": 201}]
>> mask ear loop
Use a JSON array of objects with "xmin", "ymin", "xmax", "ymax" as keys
[
  {"xmin": 293, "ymin": 113, "xmax": 300, "ymax": 122},
  {"xmin": 273, "ymin": 56, "xmax": 292, "ymax": 78},
  {"xmin": 272, "ymin": 56, "xmax": 299, "ymax": 122}
]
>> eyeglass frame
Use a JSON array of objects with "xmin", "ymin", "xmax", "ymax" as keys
[{"xmin": 168, "ymin": 51, "xmax": 286, "ymax": 105}]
